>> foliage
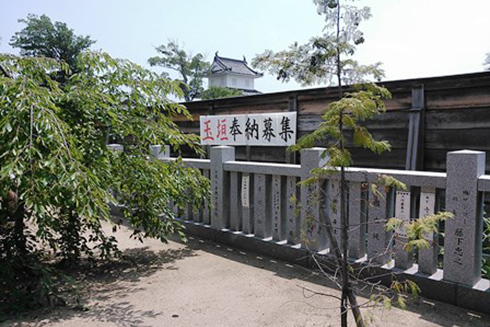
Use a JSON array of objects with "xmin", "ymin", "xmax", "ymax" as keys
[
  {"xmin": 257, "ymin": 1, "xmax": 451, "ymax": 326},
  {"xmin": 200, "ymin": 86, "xmax": 243, "ymax": 100},
  {"xmin": 291, "ymin": 84, "xmax": 392, "ymax": 168},
  {"xmin": 0, "ymin": 51, "xmax": 209, "ymax": 313},
  {"xmin": 386, "ymin": 212, "xmax": 454, "ymax": 251},
  {"xmin": 484, "ymin": 53, "xmax": 490, "ymax": 71},
  {"xmin": 483, "ymin": 216, "xmax": 490, "ymax": 278},
  {"xmin": 277, "ymin": 1, "xmax": 395, "ymax": 326},
  {"xmin": 148, "ymin": 40, "xmax": 210, "ymax": 102},
  {"xmin": 10, "ymin": 14, "xmax": 95, "ymax": 71},
  {"xmin": 252, "ymin": 1, "xmax": 383, "ymax": 86}
]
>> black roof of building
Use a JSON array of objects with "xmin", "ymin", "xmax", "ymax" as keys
[{"xmin": 209, "ymin": 52, "xmax": 263, "ymax": 77}]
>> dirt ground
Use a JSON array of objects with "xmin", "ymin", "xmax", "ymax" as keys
[{"xmin": 2, "ymin": 223, "xmax": 490, "ymax": 327}]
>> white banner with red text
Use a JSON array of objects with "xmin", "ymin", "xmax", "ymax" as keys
[{"xmin": 199, "ymin": 112, "xmax": 297, "ymax": 146}]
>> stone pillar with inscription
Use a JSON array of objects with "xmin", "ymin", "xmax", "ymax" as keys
[
  {"xmin": 271, "ymin": 175, "xmax": 284, "ymax": 241},
  {"xmin": 286, "ymin": 176, "xmax": 299, "ymax": 244},
  {"xmin": 394, "ymin": 189, "xmax": 413, "ymax": 269},
  {"xmin": 328, "ymin": 179, "xmax": 341, "ymax": 249},
  {"xmin": 348, "ymin": 182, "xmax": 366, "ymax": 259},
  {"xmin": 149, "ymin": 145, "xmax": 170, "ymax": 160},
  {"xmin": 300, "ymin": 148, "xmax": 328, "ymax": 251},
  {"xmin": 254, "ymin": 174, "xmax": 271, "ymax": 239},
  {"xmin": 229, "ymin": 172, "xmax": 241, "ymax": 231},
  {"xmin": 418, "ymin": 187, "xmax": 438, "ymax": 275},
  {"xmin": 201, "ymin": 169, "xmax": 211, "ymax": 225},
  {"xmin": 107, "ymin": 144, "xmax": 124, "ymax": 152},
  {"xmin": 443, "ymin": 150, "xmax": 485, "ymax": 287},
  {"xmin": 241, "ymin": 173, "xmax": 253, "ymax": 234},
  {"xmin": 367, "ymin": 186, "xmax": 393, "ymax": 265},
  {"xmin": 210, "ymin": 146, "xmax": 235, "ymax": 230}
]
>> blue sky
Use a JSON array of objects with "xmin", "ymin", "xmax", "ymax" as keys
[{"xmin": 1, "ymin": 0, "xmax": 490, "ymax": 94}]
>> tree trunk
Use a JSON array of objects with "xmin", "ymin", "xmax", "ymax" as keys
[{"xmin": 12, "ymin": 200, "xmax": 27, "ymax": 256}]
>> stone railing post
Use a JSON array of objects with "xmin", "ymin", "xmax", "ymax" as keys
[
  {"xmin": 210, "ymin": 146, "xmax": 235, "ymax": 230},
  {"xmin": 300, "ymin": 148, "xmax": 328, "ymax": 251},
  {"xmin": 443, "ymin": 150, "xmax": 485, "ymax": 287},
  {"xmin": 107, "ymin": 144, "xmax": 124, "ymax": 152},
  {"xmin": 149, "ymin": 145, "xmax": 170, "ymax": 159}
]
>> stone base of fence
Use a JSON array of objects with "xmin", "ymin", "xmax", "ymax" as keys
[{"xmin": 179, "ymin": 219, "xmax": 490, "ymax": 315}]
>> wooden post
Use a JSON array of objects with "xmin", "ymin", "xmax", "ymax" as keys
[
  {"xmin": 286, "ymin": 95, "xmax": 298, "ymax": 164},
  {"xmin": 405, "ymin": 85, "xmax": 425, "ymax": 170},
  {"xmin": 204, "ymin": 103, "xmax": 213, "ymax": 159}
]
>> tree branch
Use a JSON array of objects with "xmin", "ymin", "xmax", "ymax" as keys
[{"xmin": 0, "ymin": 64, "xmax": 11, "ymax": 78}]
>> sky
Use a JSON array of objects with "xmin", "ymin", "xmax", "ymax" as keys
[{"xmin": 1, "ymin": 0, "xmax": 490, "ymax": 94}]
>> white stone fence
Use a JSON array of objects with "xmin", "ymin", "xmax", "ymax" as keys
[
  {"xmin": 121, "ymin": 144, "xmax": 489, "ymax": 311},
  {"xmin": 154, "ymin": 146, "xmax": 490, "ymax": 288}
]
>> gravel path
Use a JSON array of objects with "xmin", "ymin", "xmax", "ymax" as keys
[{"xmin": 2, "ymin": 224, "xmax": 490, "ymax": 327}]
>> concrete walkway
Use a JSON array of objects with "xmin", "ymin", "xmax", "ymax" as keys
[{"xmin": 3, "ymin": 224, "xmax": 490, "ymax": 327}]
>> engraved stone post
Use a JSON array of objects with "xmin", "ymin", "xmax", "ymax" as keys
[
  {"xmin": 230, "ymin": 172, "xmax": 241, "ymax": 231},
  {"xmin": 241, "ymin": 173, "xmax": 254, "ymax": 234},
  {"xmin": 443, "ymin": 150, "xmax": 485, "ymax": 287},
  {"xmin": 210, "ymin": 146, "xmax": 235, "ymax": 230},
  {"xmin": 149, "ymin": 145, "xmax": 170, "ymax": 159},
  {"xmin": 202, "ymin": 169, "xmax": 211, "ymax": 225},
  {"xmin": 300, "ymin": 148, "xmax": 328, "ymax": 251},
  {"xmin": 107, "ymin": 144, "xmax": 124, "ymax": 152},
  {"xmin": 348, "ymin": 182, "xmax": 366, "ymax": 259},
  {"xmin": 394, "ymin": 189, "xmax": 413, "ymax": 269},
  {"xmin": 328, "ymin": 179, "xmax": 341, "ymax": 248},
  {"xmin": 418, "ymin": 187, "xmax": 437, "ymax": 275},
  {"xmin": 286, "ymin": 176, "xmax": 299, "ymax": 244},
  {"xmin": 367, "ymin": 186, "xmax": 392, "ymax": 265},
  {"xmin": 254, "ymin": 174, "xmax": 271, "ymax": 238},
  {"xmin": 271, "ymin": 175, "xmax": 283, "ymax": 241}
]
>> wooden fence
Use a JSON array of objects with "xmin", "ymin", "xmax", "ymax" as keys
[{"xmin": 176, "ymin": 71, "xmax": 490, "ymax": 172}]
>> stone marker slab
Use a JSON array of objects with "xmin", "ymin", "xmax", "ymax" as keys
[
  {"xmin": 443, "ymin": 150, "xmax": 485, "ymax": 287},
  {"xmin": 328, "ymin": 179, "xmax": 341, "ymax": 249},
  {"xmin": 254, "ymin": 173, "xmax": 270, "ymax": 238},
  {"xmin": 241, "ymin": 173, "xmax": 250, "ymax": 208},
  {"xmin": 230, "ymin": 172, "xmax": 241, "ymax": 231},
  {"xmin": 242, "ymin": 173, "xmax": 254, "ymax": 234},
  {"xmin": 418, "ymin": 187, "xmax": 437, "ymax": 275},
  {"xmin": 300, "ymin": 148, "xmax": 328, "ymax": 251},
  {"xmin": 286, "ymin": 176, "xmax": 299, "ymax": 244},
  {"xmin": 210, "ymin": 146, "xmax": 235, "ymax": 229},
  {"xmin": 367, "ymin": 186, "xmax": 392, "ymax": 265},
  {"xmin": 394, "ymin": 190, "xmax": 413, "ymax": 269},
  {"xmin": 348, "ymin": 182, "xmax": 365, "ymax": 259},
  {"xmin": 272, "ymin": 175, "xmax": 283, "ymax": 241},
  {"xmin": 149, "ymin": 145, "xmax": 170, "ymax": 159},
  {"xmin": 202, "ymin": 169, "xmax": 211, "ymax": 224}
]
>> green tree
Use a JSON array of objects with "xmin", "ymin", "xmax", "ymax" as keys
[
  {"xmin": 257, "ymin": 1, "xmax": 449, "ymax": 326},
  {"xmin": 148, "ymin": 41, "xmax": 210, "ymax": 102},
  {"xmin": 200, "ymin": 86, "xmax": 243, "ymax": 100},
  {"xmin": 10, "ymin": 14, "xmax": 95, "ymax": 71},
  {"xmin": 252, "ymin": 1, "xmax": 383, "ymax": 87},
  {"xmin": 0, "ymin": 51, "xmax": 208, "ymax": 311}
]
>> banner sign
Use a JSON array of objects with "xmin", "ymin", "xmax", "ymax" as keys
[{"xmin": 200, "ymin": 112, "xmax": 297, "ymax": 146}]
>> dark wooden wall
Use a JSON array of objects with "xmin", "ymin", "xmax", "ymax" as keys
[{"xmin": 175, "ymin": 71, "xmax": 490, "ymax": 172}]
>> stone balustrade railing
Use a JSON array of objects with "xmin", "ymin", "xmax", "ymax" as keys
[{"xmin": 111, "ymin": 144, "xmax": 490, "ymax": 313}]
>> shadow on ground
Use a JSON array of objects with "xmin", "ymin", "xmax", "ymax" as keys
[
  {"xmin": 3, "ymin": 233, "xmax": 490, "ymax": 327},
  {"xmin": 177, "ymin": 235, "xmax": 490, "ymax": 327},
  {"xmin": 4, "ymin": 246, "xmax": 196, "ymax": 327}
]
